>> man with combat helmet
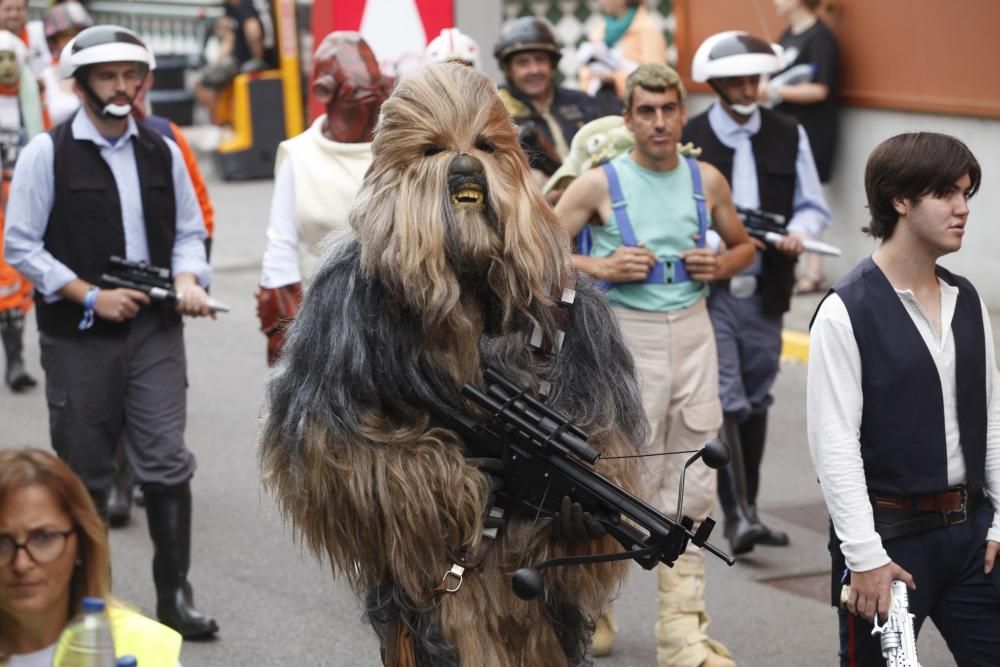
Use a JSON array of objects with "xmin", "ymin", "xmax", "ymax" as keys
[{"xmin": 494, "ymin": 16, "xmax": 600, "ymax": 169}]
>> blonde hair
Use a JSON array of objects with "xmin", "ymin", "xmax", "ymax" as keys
[
  {"xmin": 0, "ymin": 449, "xmax": 110, "ymax": 656},
  {"xmin": 623, "ymin": 62, "xmax": 686, "ymax": 112}
]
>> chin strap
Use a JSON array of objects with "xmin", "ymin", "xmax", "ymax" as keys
[
  {"xmin": 102, "ymin": 102, "xmax": 133, "ymax": 118},
  {"xmin": 730, "ymin": 102, "xmax": 759, "ymax": 116},
  {"xmin": 708, "ymin": 80, "xmax": 758, "ymax": 118},
  {"xmin": 78, "ymin": 75, "xmax": 144, "ymax": 120}
]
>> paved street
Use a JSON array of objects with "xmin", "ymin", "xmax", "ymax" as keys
[{"xmin": 2, "ymin": 157, "xmax": 960, "ymax": 665}]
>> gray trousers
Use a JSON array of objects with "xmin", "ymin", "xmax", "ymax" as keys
[
  {"xmin": 39, "ymin": 309, "xmax": 196, "ymax": 491},
  {"xmin": 707, "ymin": 287, "xmax": 783, "ymax": 420}
]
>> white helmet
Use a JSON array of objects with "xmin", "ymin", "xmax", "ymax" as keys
[
  {"xmin": 425, "ymin": 28, "xmax": 480, "ymax": 69},
  {"xmin": 58, "ymin": 25, "xmax": 155, "ymax": 118},
  {"xmin": 0, "ymin": 30, "xmax": 27, "ymax": 69},
  {"xmin": 691, "ymin": 31, "xmax": 781, "ymax": 83},
  {"xmin": 59, "ymin": 25, "xmax": 155, "ymax": 80}
]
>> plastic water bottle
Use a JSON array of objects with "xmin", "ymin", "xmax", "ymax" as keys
[{"xmin": 52, "ymin": 597, "xmax": 116, "ymax": 667}]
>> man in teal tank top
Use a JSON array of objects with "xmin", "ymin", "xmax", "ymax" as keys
[{"xmin": 556, "ymin": 64, "xmax": 754, "ymax": 667}]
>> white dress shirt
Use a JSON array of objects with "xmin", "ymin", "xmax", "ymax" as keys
[
  {"xmin": 808, "ymin": 276, "xmax": 1000, "ymax": 572},
  {"xmin": 3, "ymin": 110, "xmax": 210, "ymax": 300}
]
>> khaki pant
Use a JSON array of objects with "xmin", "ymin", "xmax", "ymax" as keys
[
  {"xmin": 598, "ymin": 302, "xmax": 732, "ymax": 665},
  {"xmin": 614, "ymin": 301, "xmax": 722, "ymax": 559}
]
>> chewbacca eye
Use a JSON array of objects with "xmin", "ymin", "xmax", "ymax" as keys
[
  {"xmin": 424, "ymin": 145, "xmax": 444, "ymax": 157},
  {"xmin": 475, "ymin": 139, "xmax": 495, "ymax": 154}
]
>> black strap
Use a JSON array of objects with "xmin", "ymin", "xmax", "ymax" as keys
[
  {"xmin": 872, "ymin": 491, "xmax": 982, "ymax": 541},
  {"xmin": 875, "ymin": 513, "xmax": 950, "ymax": 541}
]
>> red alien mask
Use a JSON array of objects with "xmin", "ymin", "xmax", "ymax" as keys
[{"xmin": 312, "ymin": 31, "xmax": 393, "ymax": 143}]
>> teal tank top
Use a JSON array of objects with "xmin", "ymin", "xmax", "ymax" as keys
[{"xmin": 586, "ymin": 153, "xmax": 708, "ymax": 312}]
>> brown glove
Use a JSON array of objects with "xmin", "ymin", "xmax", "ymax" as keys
[{"xmin": 255, "ymin": 283, "xmax": 303, "ymax": 366}]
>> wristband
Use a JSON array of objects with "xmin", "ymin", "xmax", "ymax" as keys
[{"xmin": 78, "ymin": 286, "xmax": 99, "ymax": 331}]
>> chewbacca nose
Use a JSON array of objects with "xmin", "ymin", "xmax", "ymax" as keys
[{"xmin": 449, "ymin": 153, "xmax": 484, "ymax": 177}]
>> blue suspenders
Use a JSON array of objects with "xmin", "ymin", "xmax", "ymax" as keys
[{"xmin": 577, "ymin": 156, "xmax": 709, "ymax": 287}]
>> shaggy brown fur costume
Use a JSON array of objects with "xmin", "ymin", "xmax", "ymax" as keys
[{"xmin": 260, "ymin": 64, "xmax": 646, "ymax": 666}]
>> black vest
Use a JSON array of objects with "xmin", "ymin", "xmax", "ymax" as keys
[
  {"xmin": 682, "ymin": 108, "xmax": 799, "ymax": 316},
  {"xmin": 820, "ymin": 257, "xmax": 987, "ymax": 496},
  {"xmin": 36, "ymin": 116, "xmax": 180, "ymax": 337}
]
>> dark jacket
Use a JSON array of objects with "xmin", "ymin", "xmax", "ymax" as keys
[
  {"xmin": 498, "ymin": 83, "xmax": 601, "ymax": 157},
  {"xmin": 36, "ymin": 116, "xmax": 179, "ymax": 337},
  {"xmin": 683, "ymin": 108, "xmax": 799, "ymax": 316}
]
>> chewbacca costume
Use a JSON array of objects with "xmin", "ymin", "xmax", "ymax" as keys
[{"xmin": 260, "ymin": 64, "xmax": 647, "ymax": 666}]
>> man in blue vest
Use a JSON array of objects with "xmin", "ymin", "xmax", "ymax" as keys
[
  {"xmin": 682, "ymin": 31, "xmax": 831, "ymax": 557},
  {"xmin": 556, "ymin": 63, "xmax": 754, "ymax": 666},
  {"xmin": 3, "ymin": 25, "xmax": 219, "ymax": 639},
  {"xmin": 808, "ymin": 132, "xmax": 1000, "ymax": 665}
]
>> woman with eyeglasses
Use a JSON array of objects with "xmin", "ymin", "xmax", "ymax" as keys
[{"xmin": 0, "ymin": 448, "xmax": 183, "ymax": 667}]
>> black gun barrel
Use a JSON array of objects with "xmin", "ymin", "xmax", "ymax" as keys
[
  {"xmin": 735, "ymin": 205, "xmax": 786, "ymax": 227},
  {"xmin": 455, "ymin": 372, "xmax": 735, "ymax": 570},
  {"xmin": 484, "ymin": 368, "xmax": 588, "ymax": 441},
  {"xmin": 463, "ymin": 383, "xmax": 693, "ymax": 547},
  {"xmin": 461, "ymin": 385, "xmax": 582, "ymax": 460},
  {"xmin": 100, "ymin": 273, "xmax": 172, "ymax": 300},
  {"xmin": 484, "ymin": 385, "xmax": 599, "ymax": 464},
  {"xmin": 100, "ymin": 273, "xmax": 231, "ymax": 314}
]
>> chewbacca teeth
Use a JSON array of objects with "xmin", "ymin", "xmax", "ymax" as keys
[{"xmin": 452, "ymin": 189, "xmax": 485, "ymax": 206}]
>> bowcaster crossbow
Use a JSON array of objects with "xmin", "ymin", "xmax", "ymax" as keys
[{"xmin": 450, "ymin": 368, "xmax": 735, "ymax": 601}]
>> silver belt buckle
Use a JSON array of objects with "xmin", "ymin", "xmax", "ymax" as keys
[{"xmin": 729, "ymin": 275, "xmax": 757, "ymax": 299}]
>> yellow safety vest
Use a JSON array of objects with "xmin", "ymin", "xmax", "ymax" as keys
[{"xmin": 48, "ymin": 605, "xmax": 182, "ymax": 667}]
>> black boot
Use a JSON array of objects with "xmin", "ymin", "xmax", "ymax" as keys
[
  {"xmin": 108, "ymin": 446, "xmax": 133, "ymax": 528},
  {"xmin": 741, "ymin": 412, "xmax": 789, "ymax": 547},
  {"xmin": 145, "ymin": 482, "xmax": 219, "ymax": 639},
  {"xmin": 87, "ymin": 488, "xmax": 111, "ymax": 527},
  {"xmin": 717, "ymin": 415, "xmax": 767, "ymax": 555},
  {"xmin": 1, "ymin": 310, "xmax": 37, "ymax": 392}
]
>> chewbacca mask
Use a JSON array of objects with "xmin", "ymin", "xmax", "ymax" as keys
[
  {"xmin": 312, "ymin": 31, "xmax": 393, "ymax": 142},
  {"xmin": 261, "ymin": 64, "xmax": 646, "ymax": 666}
]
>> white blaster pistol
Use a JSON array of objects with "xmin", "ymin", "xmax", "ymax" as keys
[{"xmin": 871, "ymin": 580, "xmax": 920, "ymax": 667}]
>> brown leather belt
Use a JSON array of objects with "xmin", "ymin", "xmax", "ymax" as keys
[
  {"xmin": 871, "ymin": 487, "xmax": 968, "ymax": 513},
  {"xmin": 870, "ymin": 486, "xmax": 984, "ymax": 541}
]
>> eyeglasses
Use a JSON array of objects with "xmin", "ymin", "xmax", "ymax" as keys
[{"xmin": 0, "ymin": 529, "xmax": 75, "ymax": 567}]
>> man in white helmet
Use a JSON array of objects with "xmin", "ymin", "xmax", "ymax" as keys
[
  {"xmin": 682, "ymin": 31, "xmax": 830, "ymax": 558},
  {"xmin": 2, "ymin": 25, "xmax": 219, "ymax": 639},
  {"xmin": 425, "ymin": 27, "xmax": 480, "ymax": 68}
]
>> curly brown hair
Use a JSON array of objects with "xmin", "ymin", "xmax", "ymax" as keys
[{"xmin": 623, "ymin": 62, "xmax": 687, "ymax": 112}]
